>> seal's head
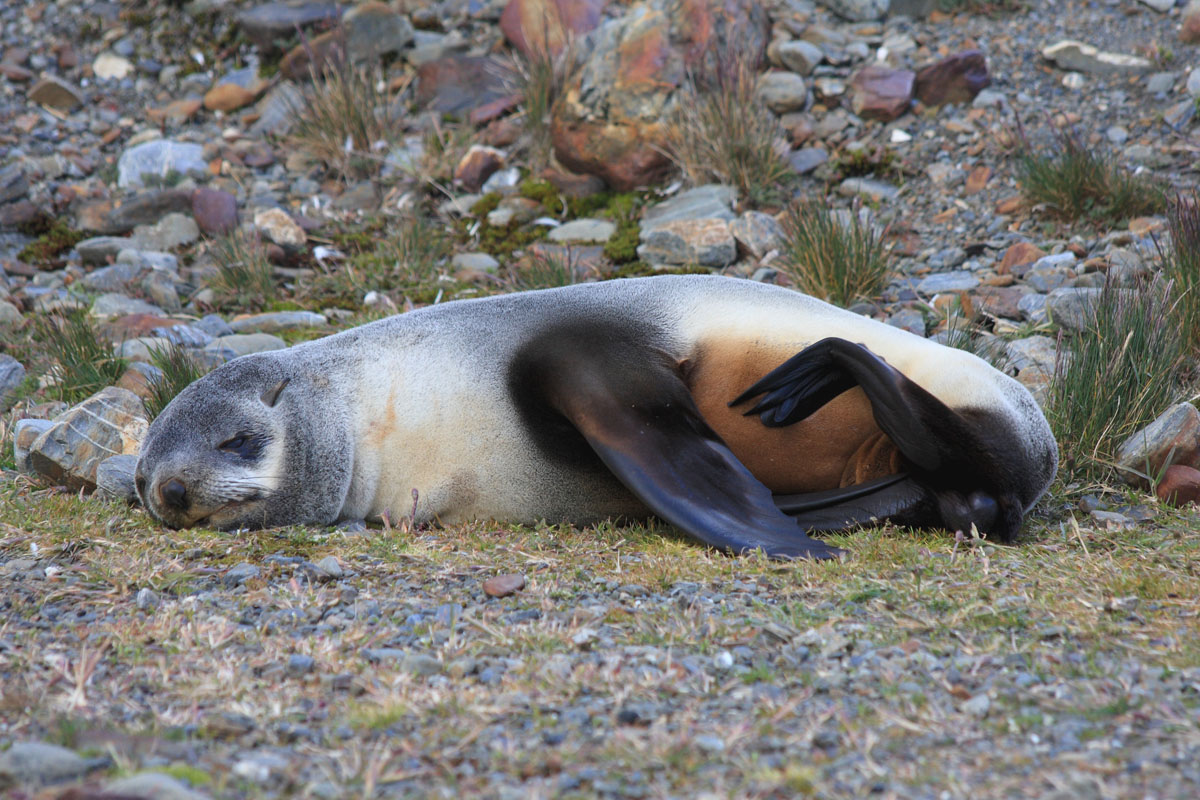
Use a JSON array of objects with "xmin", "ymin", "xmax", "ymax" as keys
[{"xmin": 135, "ymin": 354, "xmax": 353, "ymax": 530}]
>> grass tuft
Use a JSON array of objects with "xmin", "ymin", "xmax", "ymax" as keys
[
  {"xmin": 35, "ymin": 313, "xmax": 128, "ymax": 404},
  {"xmin": 206, "ymin": 230, "xmax": 277, "ymax": 310},
  {"xmin": 1016, "ymin": 129, "xmax": 1166, "ymax": 225},
  {"xmin": 308, "ymin": 215, "xmax": 453, "ymax": 306},
  {"xmin": 145, "ymin": 343, "xmax": 210, "ymax": 419},
  {"xmin": 290, "ymin": 52, "xmax": 394, "ymax": 179},
  {"xmin": 1049, "ymin": 276, "xmax": 1186, "ymax": 478},
  {"xmin": 776, "ymin": 202, "xmax": 890, "ymax": 307},
  {"xmin": 1160, "ymin": 193, "xmax": 1200, "ymax": 354},
  {"xmin": 509, "ymin": 248, "xmax": 579, "ymax": 291},
  {"xmin": 667, "ymin": 55, "xmax": 791, "ymax": 207},
  {"xmin": 511, "ymin": 43, "xmax": 574, "ymax": 170}
]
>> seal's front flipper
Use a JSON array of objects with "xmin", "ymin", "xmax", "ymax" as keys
[
  {"xmin": 773, "ymin": 474, "xmax": 935, "ymax": 532},
  {"xmin": 523, "ymin": 335, "xmax": 842, "ymax": 560}
]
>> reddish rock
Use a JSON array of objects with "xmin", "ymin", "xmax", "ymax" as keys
[
  {"xmin": 160, "ymin": 97, "xmax": 203, "ymax": 125},
  {"xmin": 997, "ymin": 242, "xmax": 1046, "ymax": 274},
  {"xmin": 455, "ymin": 145, "xmax": 506, "ymax": 192},
  {"xmin": 970, "ymin": 286, "xmax": 1032, "ymax": 321},
  {"xmin": 1182, "ymin": 1, "xmax": 1200, "ymax": 44},
  {"xmin": 481, "ymin": 117, "xmax": 523, "ymax": 148},
  {"xmin": 501, "ymin": 0, "xmax": 608, "ymax": 58},
  {"xmin": 0, "ymin": 61, "xmax": 32, "ymax": 81},
  {"xmin": 279, "ymin": 29, "xmax": 346, "ymax": 81},
  {"xmin": 552, "ymin": 0, "xmax": 769, "ymax": 190},
  {"xmin": 1115, "ymin": 403, "xmax": 1200, "ymax": 488},
  {"xmin": 192, "ymin": 187, "xmax": 238, "ymax": 236},
  {"xmin": 204, "ymin": 83, "xmax": 258, "ymax": 112},
  {"xmin": 848, "ymin": 65, "xmax": 915, "ymax": 121},
  {"xmin": 1157, "ymin": 464, "xmax": 1200, "ymax": 506},
  {"xmin": 542, "ymin": 166, "xmax": 607, "ymax": 198},
  {"xmin": 468, "ymin": 94, "xmax": 522, "ymax": 125},
  {"xmin": 483, "ymin": 573, "xmax": 526, "ymax": 597},
  {"xmin": 964, "ymin": 164, "xmax": 991, "ymax": 195},
  {"xmin": 0, "ymin": 200, "xmax": 49, "ymax": 231},
  {"xmin": 915, "ymin": 50, "xmax": 990, "ymax": 107},
  {"xmin": 415, "ymin": 55, "xmax": 517, "ymax": 117}
]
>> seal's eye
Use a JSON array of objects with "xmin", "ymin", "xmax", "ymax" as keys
[{"xmin": 218, "ymin": 434, "xmax": 259, "ymax": 458}]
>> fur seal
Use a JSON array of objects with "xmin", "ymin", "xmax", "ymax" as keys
[{"xmin": 135, "ymin": 275, "xmax": 1058, "ymax": 559}]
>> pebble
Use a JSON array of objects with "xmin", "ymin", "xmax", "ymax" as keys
[
  {"xmin": 916, "ymin": 271, "xmax": 980, "ymax": 294},
  {"xmin": 484, "ymin": 573, "xmax": 527, "ymax": 597},
  {"xmin": 228, "ymin": 311, "xmax": 328, "ymax": 334},
  {"xmin": 0, "ymin": 741, "xmax": 92, "ymax": 785},
  {"xmin": 95, "ymin": 453, "xmax": 140, "ymax": 502},
  {"xmin": 105, "ymin": 772, "xmax": 211, "ymax": 800},
  {"xmin": 837, "ymin": 177, "xmax": 900, "ymax": 203},
  {"xmin": 757, "ymin": 71, "xmax": 808, "ymax": 113},
  {"xmin": 135, "ymin": 587, "xmax": 160, "ymax": 611},
  {"xmin": 0, "ymin": 354, "xmax": 26, "ymax": 411},
  {"xmin": 117, "ymin": 140, "xmax": 207, "ymax": 189},
  {"xmin": 637, "ymin": 218, "xmax": 737, "ymax": 267},
  {"xmin": 205, "ymin": 333, "xmax": 289, "ymax": 358},
  {"xmin": 640, "ymin": 185, "xmax": 736, "ymax": 235},
  {"xmin": 547, "ymin": 218, "xmax": 616, "ymax": 243},
  {"xmin": 224, "ymin": 562, "xmax": 262, "ymax": 585},
  {"xmin": 451, "ymin": 252, "xmax": 500, "ymax": 273}
]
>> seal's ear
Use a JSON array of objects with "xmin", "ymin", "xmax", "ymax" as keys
[{"xmin": 261, "ymin": 378, "xmax": 290, "ymax": 408}]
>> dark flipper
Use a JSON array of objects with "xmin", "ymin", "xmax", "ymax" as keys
[
  {"xmin": 510, "ymin": 325, "xmax": 843, "ymax": 560},
  {"xmin": 735, "ymin": 337, "xmax": 1024, "ymax": 541},
  {"xmin": 775, "ymin": 475, "xmax": 936, "ymax": 532}
]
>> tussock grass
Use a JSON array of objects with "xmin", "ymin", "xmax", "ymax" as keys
[
  {"xmin": 206, "ymin": 230, "xmax": 277, "ymax": 309},
  {"xmin": 776, "ymin": 201, "xmax": 890, "ymax": 307},
  {"xmin": 145, "ymin": 343, "xmax": 209, "ymax": 419},
  {"xmin": 668, "ymin": 56, "xmax": 791, "ymax": 207},
  {"xmin": 511, "ymin": 43, "xmax": 574, "ymax": 170},
  {"xmin": 308, "ymin": 214, "xmax": 452, "ymax": 305},
  {"xmin": 1049, "ymin": 276, "xmax": 1186, "ymax": 478},
  {"xmin": 1016, "ymin": 130, "xmax": 1166, "ymax": 225},
  {"xmin": 290, "ymin": 54, "xmax": 393, "ymax": 179},
  {"xmin": 1161, "ymin": 193, "xmax": 1200, "ymax": 354},
  {"xmin": 509, "ymin": 248, "xmax": 579, "ymax": 290},
  {"xmin": 35, "ymin": 313, "xmax": 127, "ymax": 404}
]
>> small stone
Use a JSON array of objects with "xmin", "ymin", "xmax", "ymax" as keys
[
  {"xmin": 484, "ymin": 573, "xmax": 526, "ymax": 597},
  {"xmin": 547, "ymin": 218, "xmax": 616, "ymax": 243},
  {"xmin": 1184, "ymin": 0, "xmax": 1200, "ymax": 44},
  {"xmin": 93, "ymin": 52, "xmax": 134, "ymax": 80},
  {"xmin": 205, "ymin": 333, "xmax": 288, "ymax": 359},
  {"xmin": 106, "ymin": 772, "xmax": 211, "ymax": 800},
  {"xmin": 757, "ymin": 71, "xmax": 808, "ymax": 114},
  {"xmin": 344, "ymin": 1, "xmax": 415, "ymax": 62},
  {"xmin": 191, "ymin": 188, "xmax": 238, "ymax": 236},
  {"xmin": 13, "ymin": 419, "xmax": 53, "ymax": 472},
  {"xmin": 228, "ymin": 311, "xmax": 328, "ymax": 334},
  {"xmin": 0, "ymin": 354, "xmax": 26, "ymax": 411},
  {"xmin": 402, "ymin": 653, "xmax": 443, "ymax": 676},
  {"xmin": 455, "ymin": 145, "xmax": 506, "ymax": 192},
  {"xmin": 288, "ymin": 654, "xmax": 316, "ymax": 676},
  {"xmin": 249, "ymin": 81, "xmax": 304, "ymax": 138},
  {"xmin": 962, "ymin": 693, "xmax": 991, "ymax": 717},
  {"xmin": 694, "ymin": 734, "xmax": 726, "ymax": 753},
  {"xmin": 224, "ymin": 562, "xmax": 261, "ymax": 585},
  {"xmin": 237, "ymin": 2, "xmax": 341, "ymax": 51},
  {"xmin": 117, "ymin": 140, "xmax": 207, "ymax": 190},
  {"xmin": 837, "ymin": 177, "xmax": 900, "ymax": 203},
  {"xmin": 26, "ymin": 388, "xmax": 149, "ymax": 491},
  {"xmin": 1138, "ymin": 0, "xmax": 1174, "ymax": 11},
  {"xmin": 640, "ymin": 185, "xmax": 736, "ymax": 235},
  {"xmin": 0, "ymin": 741, "xmax": 91, "ymax": 785},
  {"xmin": 95, "ymin": 454, "xmax": 139, "ymax": 503},
  {"xmin": 204, "ymin": 82, "xmax": 257, "ymax": 112},
  {"xmin": 914, "ymin": 50, "xmax": 990, "ymax": 106},
  {"xmin": 789, "ymin": 147, "xmax": 828, "ymax": 174},
  {"xmin": 1115, "ymin": 403, "xmax": 1200, "ymax": 486},
  {"xmin": 1042, "ymin": 40, "xmax": 1153, "ymax": 76},
  {"xmin": 135, "ymin": 588, "xmax": 160, "ymax": 611},
  {"xmin": 253, "ymin": 208, "xmax": 306, "ymax": 249},
  {"xmin": 90, "ymin": 294, "xmax": 164, "ymax": 319},
  {"xmin": 28, "ymin": 76, "xmax": 85, "ymax": 110},
  {"xmin": 917, "ymin": 271, "xmax": 980, "ymax": 294},
  {"xmin": 637, "ymin": 218, "xmax": 736, "ymax": 267},
  {"xmin": 500, "ymin": 0, "xmax": 606, "ymax": 58},
  {"xmin": 848, "ymin": 65, "xmax": 914, "ymax": 121},
  {"xmin": 1157, "ymin": 464, "xmax": 1200, "ymax": 507},
  {"xmin": 998, "ymin": 242, "xmax": 1047, "ymax": 274},
  {"xmin": 775, "ymin": 40, "xmax": 824, "ymax": 75},
  {"xmin": 451, "ymin": 252, "xmax": 500, "ymax": 273},
  {"xmin": 1046, "ymin": 287, "xmax": 1105, "ymax": 331},
  {"xmin": 315, "ymin": 555, "xmax": 343, "ymax": 579},
  {"xmin": 1146, "ymin": 71, "xmax": 1177, "ymax": 94}
]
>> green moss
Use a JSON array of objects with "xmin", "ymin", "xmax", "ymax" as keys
[
  {"xmin": 17, "ymin": 220, "xmax": 86, "ymax": 266},
  {"xmin": 477, "ymin": 221, "xmax": 548, "ymax": 257},
  {"xmin": 602, "ymin": 222, "xmax": 641, "ymax": 264},
  {"xmin": 159, "ymin": 764, "xmax": 213, "ymax": 786},
  {"xmin": 518, "ymin": 179, "xmax": 565, "ymax": 216},
  {"xmin": 470, "ymin": 193, "xmax": 502, "ymax": 217}
]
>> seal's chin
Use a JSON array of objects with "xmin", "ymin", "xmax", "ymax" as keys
[{"xmin": 153, "ymin": 496, "xmax": 266, "ymax": 530}]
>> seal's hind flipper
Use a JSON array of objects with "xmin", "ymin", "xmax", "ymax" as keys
[{"xmin": 513, "ymin": 327, "xmax": 842, "ymax": 560}]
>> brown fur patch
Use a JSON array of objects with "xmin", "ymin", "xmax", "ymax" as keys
[{"xmin": 688, "ymin": 338, "xmax": 901, "ymax": 493}]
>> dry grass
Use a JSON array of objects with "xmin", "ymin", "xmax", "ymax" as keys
[
  {"xmin": 205, "ymin": 229, "xmax": 277, "ymax": 310},
  {"xmin": 510, "ymin": 43, "xmax": 575, "ymax": 170},
  {"xmin": 776, "ymin": 201, "xmax": 891, "ymax": 307}
]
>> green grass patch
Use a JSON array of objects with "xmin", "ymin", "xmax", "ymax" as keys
[
  {"xmin": 145, "ymin": 342, "xmax": 210, "ymax": 419},
  {"xmin": 206, "ymin": 230, "xmax": 277, "ymax": 311},
  {"xmin": 17, "ymin": 219, "xmax": 86, "ymax": 267},
  {"xmin": 776, "ymin": 201, "xmax": 891, "ymax": 307},
  {"xmin": 34, "ymin": 312, "xmax": 128, "ymax": 404}
]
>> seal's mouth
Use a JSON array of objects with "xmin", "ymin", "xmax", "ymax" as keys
[{"xmin": 170, "ymin": 494, "xmax": 264, "ymax": 530}]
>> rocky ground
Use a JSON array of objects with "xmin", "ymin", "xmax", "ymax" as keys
[{"xmin": 3, "ymin": 0, "xmax": 1200, "ymax": 797}]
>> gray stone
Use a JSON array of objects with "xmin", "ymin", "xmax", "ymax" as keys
[
  {"xmin": 95, "ymin": 454, "xmax": 139, "ymax": 503},
  {"xmin": 1017, "ymin": 292, "xmax": 1049, "ymax": 323},
  {"xmin": 0, "ymin": 300, "xmax": 22, "ymax": 325},
  {"xmin": 143, "ymin": 270, "xmax": 182, "ymax": 313},
  {"xmin": 0, "ymin": 163, "xmax": 28, "ymax": 204},
  {"xmin": 26, "ymin": 388, "xmax": 149, "ymax": 491},
  {"xmin": 637, "ymin": 218, "xmax": 736, "ymax": 267},
  {"xmin": 451, "ymin": 252, "xmax": 500, "ymax": 273},
  {"xmin": 776, "ymin": 40, "xmax": 824, "ymax": 75},
  {"xmin": 481, "ymin": 167, "xmax": 521, "ymax": 193},
  {"xmin": 83, "ymin": 261, "xmax": 144, "ymax": 292},
  {"xmin": 288, "ymin": 654, "xmax": 316, "ymax": 676},
  {"xmin": 1146, "ymin": 71, "xmax": 1177, "ymax": 94},
  {"xmin": 1115, "ymin": 403, "xmax": 1200, "ymax": 485},
  {"xmin": 90, "ymin": 293, "xmax": 165, "ymax": 318},
  {"xmin": 28, "ymin": 76, "xmax": 86, "ymax": 110},
  {"xmin": 962, "ymin": 693, "xmax": 991, "ymax": 717},
  {"xmin": 13, "ymin": 419, "xmax": 53, "ymax": 472},
  {"xmin": 119, "ymin": 337, "xmax": 173, "ymax": 362},
  {"xmin": 133, "ymin": 212, "xmax": 200, "ymax": 251},
  {"xmin": 106, "ymin": 771, "xmax": 211, "ymax": 800},
  {"xmin": 1006, "ymin": 336, "xmax": 1060, "ymax": 379},
  {"xmin": 205, "ymin": 333, "xmax": 288, "ymax": 359},
  {"xmin": 228, "ymin": 311, "xmax": 328, "ymax": 334},
  {"xmin": 117, "ymin": 140, "xmax": 207, "ymax": 189},
  {"xmin": 249, "ymin": 81, "xmax": 304, "ymax": 138},
  {"xmin": 1047, "ymin": 287, "xmax": 1106, "ymax": 331},
  {"xmin": 253, "ymin": 208, "xmax": 306, "ymax": 249},
  {"xmin": 640, "ymin": 185, "xmax": 736, "ymax": 236},
  {"xmin": 1124, "ymin": 143, "xmax": 1174, "ymax": 168},
  {"xmin": 1024, "ymin": 265, "xmax": 1072, "ymax": 293},
  {"xmin": 0, "ymin": 741, "xmax": 91, "ymax": 785},
  {"xmin": 0, "ymin": 354, "xmax": 25, "ymax": 411},
  {"xmin": 547, "ymin": 218, "xmax": 616, "ymax": 243},
  {"xmin": 237, "ymin": 2, "xmax": 341, "ymax": 51},
  {"xmin": 820, "ymin": 0, "xmax": 888, "ymax": 20},
  {"xmin": 1042, "ymin": 40, "xmax": 1153, "ymax": 76},
  {"xmin": 135, "ymin": 588, "xmax": 160, "ymax": 611},
  {"xmin": 757, "ymin": 71, "xmax": 808, "ymax": 113},
  {"xmin": 789, "ymin": 147, "xmax": 828, "ymax": 174},
  {"xmin": 889, "ymin": 0, "xmax": 937, "ymax": 16},
  {"xmin": 837, "ymin": 177, "xmax": 900, "ymax": 203},
  {"xmin": 224, "ymin": 562, "xmax": 261, "ymax": 585},
  {"xmin": 729, "ymin": 211, "xmax": 784, "ymax": 259},
  {"xmin": 344, "ymin": 1, "xmax": 415, "ymax": 62},
  {"xmin": 886, "ymin": 308, "xmax": 926, "ymax": 337},
  {"xmin": 315, "ymin": 555, "xmax": 343, "ymax": 578},
  {"xmin": 101, "ymin": 189, "xmax": 195, "ymax": 233},
  {"xmin": 76, "ymin": 236, "xmax": 136, "ymax": 266},
  {"xmin": 1138, "ymin": 0, "xmax": 1175, "ymax": 11},
  {"xmin": 916, "ymin": 271, "xmax": 980, "ymax": 294}
]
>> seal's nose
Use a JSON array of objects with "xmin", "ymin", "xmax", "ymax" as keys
[{"xmin": 160, "ymin": 478, "xmax": 188, "ymax": 511}]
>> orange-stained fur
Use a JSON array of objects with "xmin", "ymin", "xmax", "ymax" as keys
[{"xmin": 687, "ymin": 338, "xmax": 901, "ymax": 494}]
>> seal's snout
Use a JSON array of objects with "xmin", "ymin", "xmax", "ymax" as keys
[{"xmin": 159, "ymin": 477, "xmax": 189, "ymax": 511}]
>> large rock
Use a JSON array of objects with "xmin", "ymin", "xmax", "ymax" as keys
[
  {"xmin": 848, "ymin": 65, "xmax": 914, "ymax": 121},
  {"xmin": 100, "ymin": 188, "xmax": 194, "ymax": 234},
  {"xmin": 1115, "ymin": 403, "xmax": 1200, "ymax": 487},
  {"xmin": 551, "ymin": 0, "xmax": 769, "ymax": 190},
  {"xmin": 117, "ymin": 140, "xmax": 207, "ymax": 189},
  {"xmin": 26, "ymin": 387, "xmax": 149, "ymax": 491},
  {"xmin": 0, "ymin": 741, "xmax": 91, "ymax": 786},
  {"xmin": 415, "ymin": 55, "xmax": 517, "ymax": 117},
  {"xmin": 640, "ymin": 184, "xmax": 736, "ymax": 235},
  {"xmin": 501, "ymin": 0, "xmax": 608, "ymax": 58},
  {"xmin": 914, "ymin": 50, "xmax": 990, "ymax": 107},
  {"xmin": 1042, "ymin": 40, "xmax": 1153, "ymax": 76},
  {"xmin": 237, "ymin": 2, "xmax": 342, "ymax": 51},
  {"xmin": 637, "ymin": 218, "xmax": 736, "ymax": 266},
  {"xmin": 344, "ymin": 1, "xmax": 414, "ymax": 62}
]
